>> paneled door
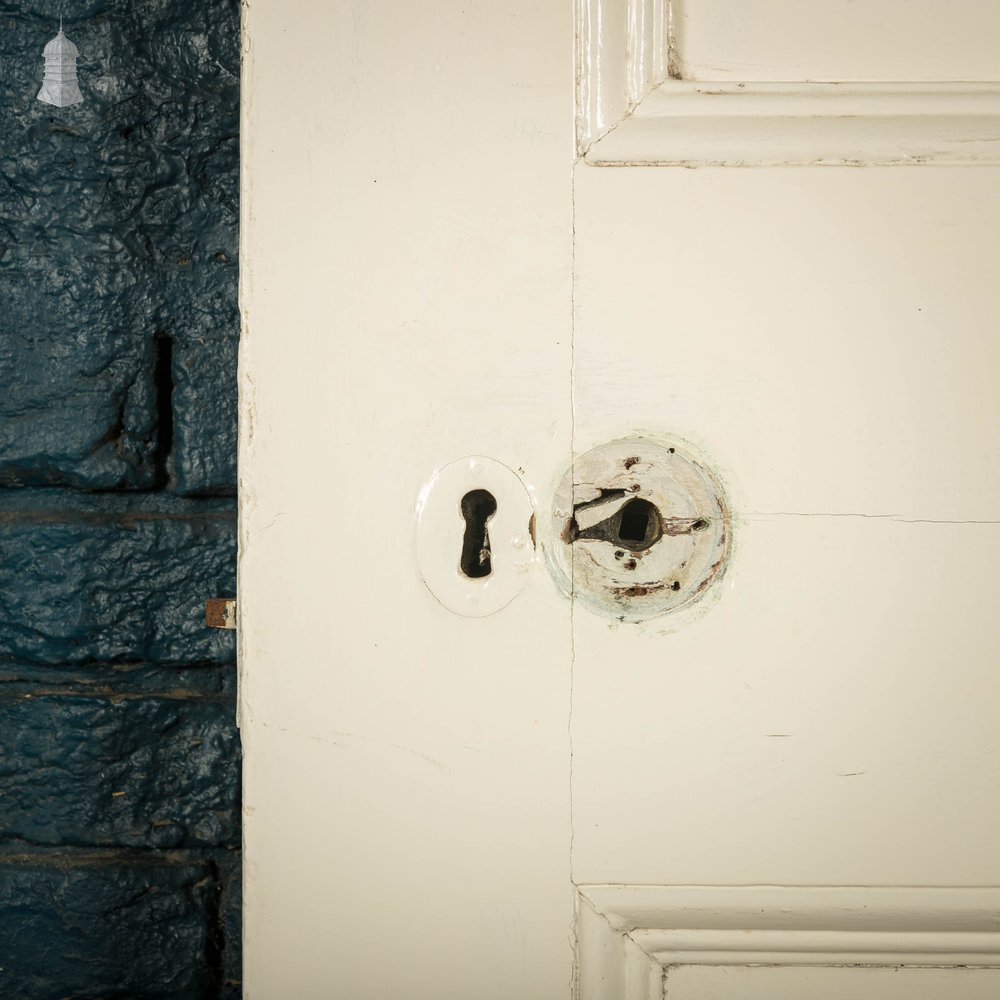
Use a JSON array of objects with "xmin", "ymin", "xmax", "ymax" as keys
[{"xmin": 240, "ymin": 2, "xmax": 1000, "ymax": 997}]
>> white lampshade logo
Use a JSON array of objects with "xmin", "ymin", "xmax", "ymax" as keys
[{"xmin": 37, "ymin": 20, "xmax": 83, "ymax": 108}]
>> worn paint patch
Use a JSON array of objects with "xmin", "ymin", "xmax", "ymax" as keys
[{"xmin": 545, "ymin": 437, "xmax": 732, "ymax": 623}]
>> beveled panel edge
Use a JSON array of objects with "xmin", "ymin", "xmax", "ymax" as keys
[
  {"xmin": 583, "ymin": 80, "xmax": 1000, "ymax": 166},
  {"xmin": 577, "ymin": 885, "xmax": 1000, "ymax": 1000},
  {"xmin": 577, "ymin": 0, "xmax": 671, "ymax": 153}
]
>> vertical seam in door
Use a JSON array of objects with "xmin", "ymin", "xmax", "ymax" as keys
[
  {"xmin": 666, "ymin": 0, "xmax": 679, "ymax": 81},
  {"xmin": 569, "ymin": 164, "xmax": 577, "ymax": 887}
]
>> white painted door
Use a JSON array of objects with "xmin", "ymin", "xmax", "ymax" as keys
[{"xmin": 239, "ymin": 2, "xmax": 1000, "ymax": 997}]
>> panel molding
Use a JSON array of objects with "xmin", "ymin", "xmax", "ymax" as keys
[
  {"xmin": 576, "ymin": 0, "xmax": 671, "ymax": 152},
  {"xmin": 585, "ymin": 81, "xmax": 1000, "ymax": 166},
  {"xmin": 577, "ymin": 1, "xmax": 1000, "ymax": 164},
  {"xmin": 577, "ymin": 885, "xmax": 1000, "ymax": 1000}
]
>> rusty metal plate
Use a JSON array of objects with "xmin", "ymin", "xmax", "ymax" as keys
[
  {"xmin": 205, "ymin": 598, "xmax": 237, "ymax": 630},
  {"xmin": 544, "ymin": 438, "xmax": 732, "ymax": 623}
]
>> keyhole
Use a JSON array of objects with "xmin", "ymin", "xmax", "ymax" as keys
[
  {"xmin": 460, "ymin": 489, "xmax": 497, "ymax": 579},
  {"xmin": 571, "ymin": 494, "xmax": 663, "ymax": 552},
  {"xmin": 616, "ymin": 498, "xmax": 659, "ymax": 549}
]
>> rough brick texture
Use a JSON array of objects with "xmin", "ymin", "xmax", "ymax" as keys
[
  {"xmin": 0, "ymin": 850, "xmax": 237, "ymax": 999},
  {"xmin": 0, "ymin": 0, "xmax": 241, "ymax": 995},
  {"xmin": 172, "ymin": 334, "xmax": 239, "ymax": 495},
  {"xmin": 0, "ymin": 672, "xmax": 240, "ymax": 849},
  {"xmin": 0, "ymin": 0, "xmax": 239, "ymax": 495},
  {"xmin": 0, "ymin": 493, "xmax": 237, "ymax": 666}
]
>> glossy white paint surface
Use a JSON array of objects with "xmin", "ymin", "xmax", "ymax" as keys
[
  {"xmin": 665, "ymin": 967, "xmax": 1000, "ymax": 1000},
  {"xmin": 240, "ymin": 1, "xmax": 573, "ymax": 996},
  {"xmin": 672, "ymin": 0, "xmax": 1000, "ymax": 82},
  {"xmin": 576, "ymin": 0, "xmax": 669, "ymax": 149},
  {"xmin": 569, "ymin": 160, "xmax": 1000, "ymax": 989},
  {"xmin": 586, "ymin": 82, "xmax": 1000, "ymax": 166},
  {"xmin": 572, "ymin": 168, "xmax": 1000, "ymax": 524},
  {"xmin": 577, "ymin": 886, "xmax": 1000, "ymax": 998},
  {"xmin": 243, "ymin": 1, "xmax": 1000, "ymax": 996},
  {"xmin": 416, "ymin": 456, "xmax": 535, "ymax": 618}
]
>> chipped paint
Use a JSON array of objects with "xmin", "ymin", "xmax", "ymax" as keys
[{"xmin": 545, "ymin": 437, "xmax": 732, "ymax": 623}]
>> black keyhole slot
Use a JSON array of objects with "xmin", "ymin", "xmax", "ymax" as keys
[
  {"xmin": 460, "ymin": 489, "xmax": 497, "ymax": 579},
  {"xmin": 574, "ymin": 495, "xmax": 663, "ymax": 552},
  {"xmin": 613, "ymin": 497, "xmax": 662, "ymax": 551},
  {"xmin": 617, "ymin": 498, "xmax": 658, "ymax": 547}
]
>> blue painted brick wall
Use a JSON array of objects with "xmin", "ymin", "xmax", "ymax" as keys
[{"xmin": 0, "ymin": 1, "xmax": 241, "ymax": 996}]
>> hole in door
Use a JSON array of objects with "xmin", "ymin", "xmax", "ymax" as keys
[
  {"xmin": 615, "ymin": 497, "xmax": 661, "ymax": 551},
  {"xmin": 460, "ymin": 489, "xmax": 497, "ymax": 579}
]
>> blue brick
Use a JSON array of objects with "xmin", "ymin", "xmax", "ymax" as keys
[
  {"xmin": 0, "ymin": 492, "xmax": 236, "ymax": 666},
  {"xmin": 0, "ymin": 1, "xmax": 239, "ymax": 490},
  {"xmin": 0, "ymin": 2, "xmax": 242, "ymax": 994},
  {"xmin": 0, "ymin": 849, "xmax": 231, "ymax": 999},
  {"xmin": 172, "ymin": 334, "xmax": 239, "ymax": 495},
  {"xmin": 0, "ymin": 675, "xmax": 240, "ymax": 849}
]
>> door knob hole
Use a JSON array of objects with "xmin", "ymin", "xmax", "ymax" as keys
[
  {"xmin": 460, "ymin": 489, "xmax": 497, "ymax": 579},
  {"xmin": 616, "ymin": 498, "xmax": 662, "ymax": 550}
]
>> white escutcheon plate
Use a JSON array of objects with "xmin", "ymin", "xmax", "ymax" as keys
[{"xmin": 416, "ymin": 456, "xmax": 535, "ymax": 618}]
